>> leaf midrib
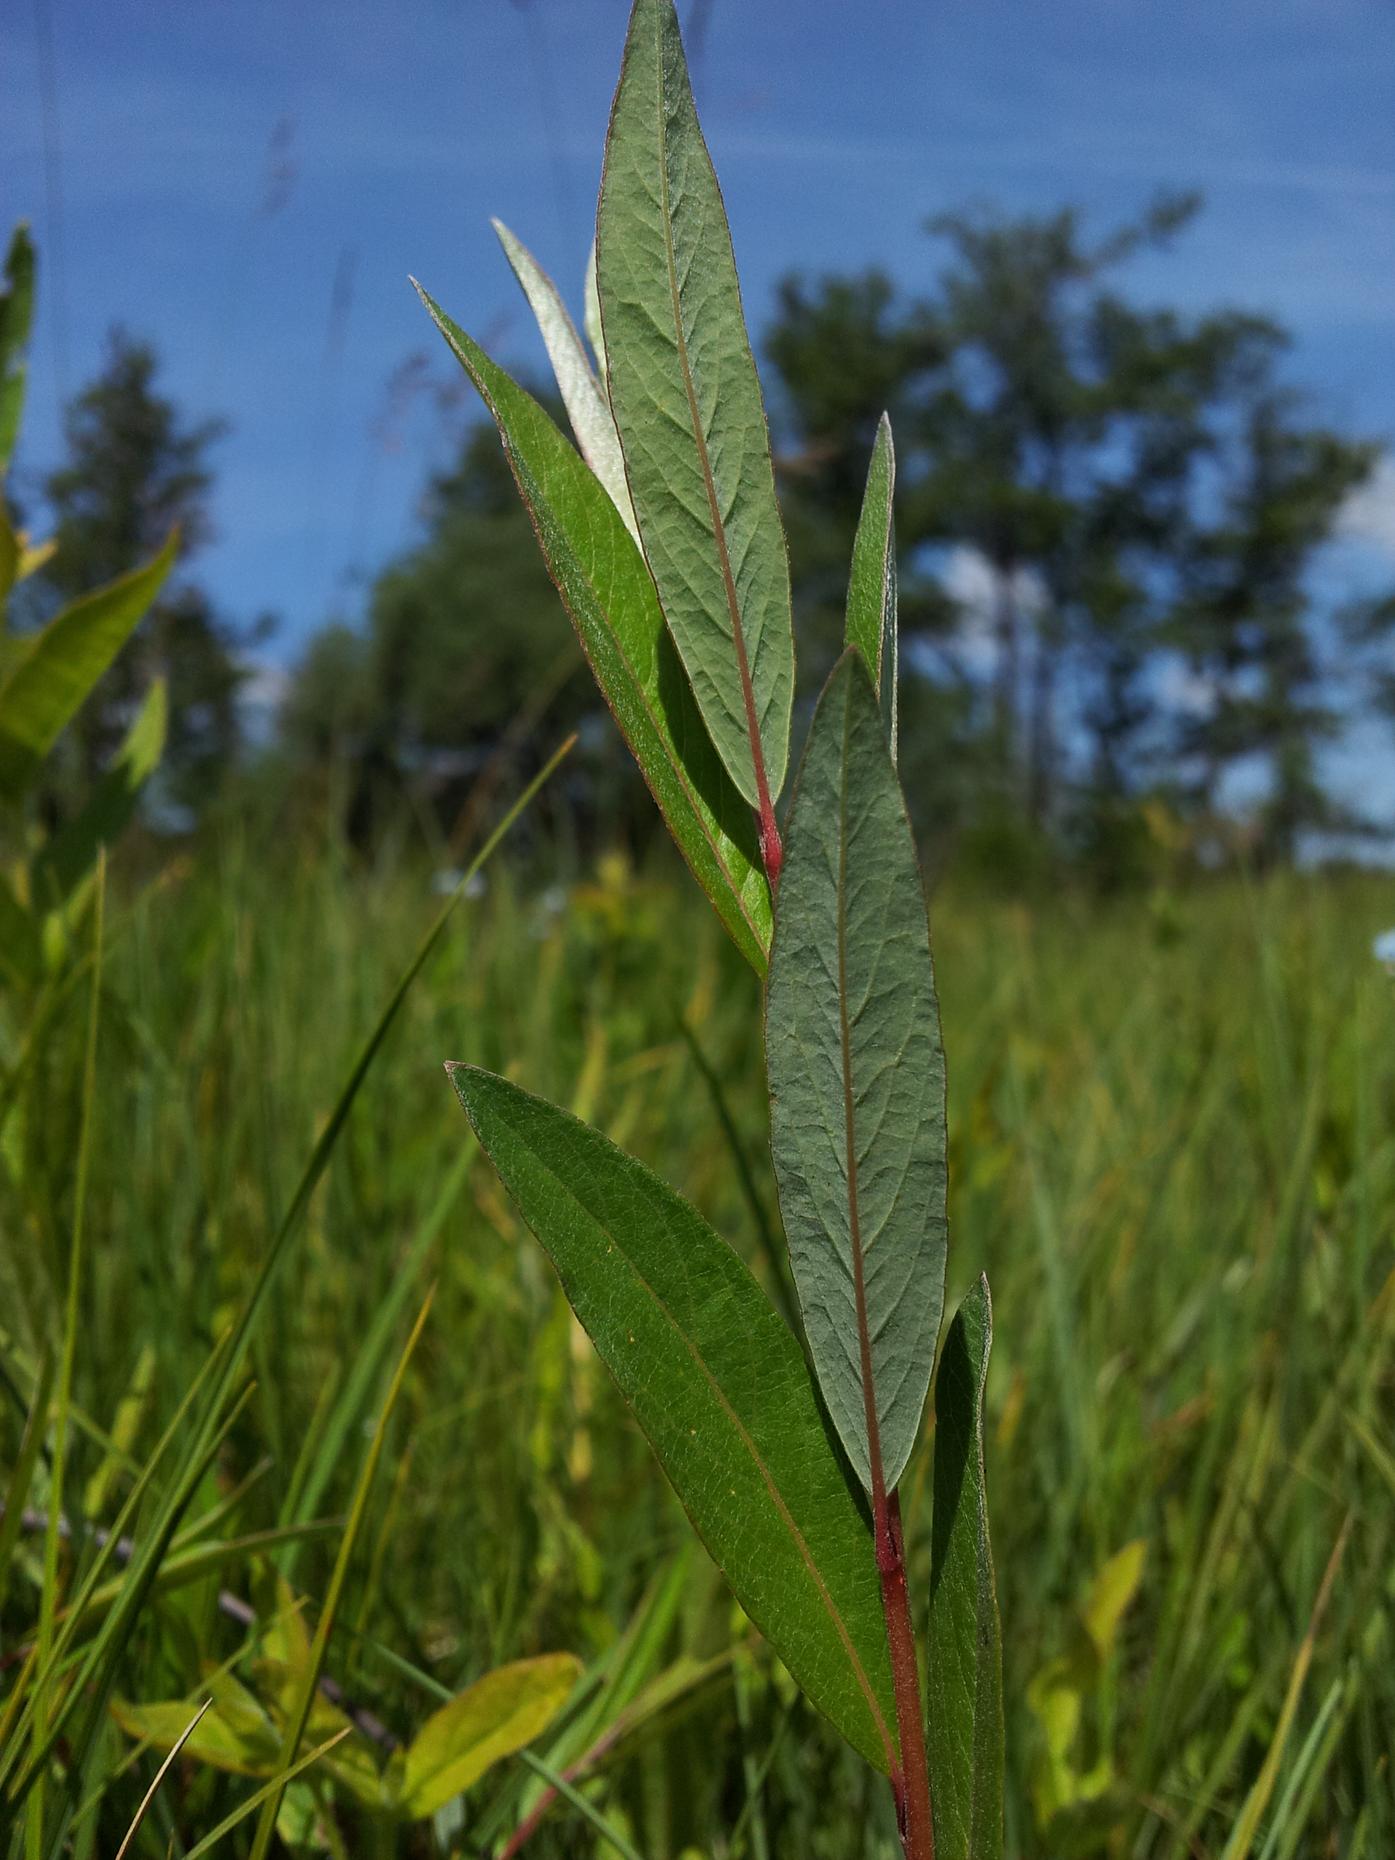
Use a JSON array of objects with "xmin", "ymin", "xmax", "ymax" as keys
[
  {"xmin": 836, "ymin": 680, "xmax": 890, "ymax": 1507},
  {"xmin": 504, "ymin": 1105, "xmax": 896, "ymax": 1771},
  {"xmin": 434, "ymin": 311, "xmax": 768, "ymax": 960},
  {"xmin": 515, "ymin": 447, "xmax": 768, "ymax": 956},
  {"xmin": 651, "ymin": 9, "xmax": 774, "ymax": 822}
]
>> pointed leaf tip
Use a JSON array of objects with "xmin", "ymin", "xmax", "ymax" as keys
[
  {"xmin": 596, "ymin": 0, "xmax": 794, "ymax": 811},
  {"xmin": 844, "ymin": 414, "xmax": 898, "ymax": 758},
  {"xmin": 416, "ymin": 293, "xmax": 771, "ymax": 971}
]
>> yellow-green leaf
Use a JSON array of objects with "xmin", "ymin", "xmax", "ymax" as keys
[
  {"xmin": 399, "ymin": 1654, "xmax": 581, "ymax": 1819},
  {"xmin": 111, "ymin": 1693, "xmax": 280, "ymax": 1780}
]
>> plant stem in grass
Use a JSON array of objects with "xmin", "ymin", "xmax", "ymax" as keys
[
  {"xmin": 838, "ymin": 812, "xmax": 933, "ymax": 1860},
  {"xmin": 877, "ymin": 1490, "xmax": 933, "ymax": 1860}
]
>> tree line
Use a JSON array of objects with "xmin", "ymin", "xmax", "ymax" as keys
[{"xmin": 12, "ymin": 195, "xmax": 1393, "ymax": 874}]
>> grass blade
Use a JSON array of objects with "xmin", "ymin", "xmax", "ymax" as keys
[
  {"xmin": 1220, "ymin": 1518, "xmax": 1352, "ymax": 1860},
  {"xmin": 247, "ymin": 1287, "xmax": 435, "ymax": 1860},
  {"xmin": 0, "ymin": 1348, "xmax": 54, "ymax": 1615},
  {"xmin": 180, "ymin": 1728, "xmax": 353, "ymax": 1860},
  {"xmin": 27, "ymin": 854, "xmax": 105, "ymax": 1856},
  {"xmin": 517, "ymin": 1748, "xmax": 645, "ymax": 1860},
  {"xmin": 112, "ymin": 1699, "xmax": 211, "ymax": 1860}
]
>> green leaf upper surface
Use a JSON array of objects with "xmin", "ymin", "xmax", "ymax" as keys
[
  {"xmin": 765, "ymin": 650, "xmax": 947, "ymax": 1495},
  {"xmin": 399, "ymin": 1654, "xmax": 581, "ymax": 1818},
  {"xmin": 492, "ymin": 220, "xmax": 639, "ymax": 541},
  {"xmin": 844, "ymin": 413, "xmax": 898, "ymax": 759},
  {"xmin": 447, "ymin": 1065, "xmax": 897, "ymax": 1773},
  {"xmin": 596, "ymin": 0, "xmax": 794, "ymax": 810},
  {"xmin": 926, "ymin": 1277, "xmax": 1004, "ymax": 1860},
  {"xmin": 417, "ymin": 285, "xmax": 772, "ymax": 973},
  {"xmin": 0, "ymin": 533, "xmax": 175, "ymax": 798}
]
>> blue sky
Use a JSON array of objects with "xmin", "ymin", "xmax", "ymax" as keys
[{"xmin": 4, "ymin": 0, "xmax": 1394, "ymax": 815}]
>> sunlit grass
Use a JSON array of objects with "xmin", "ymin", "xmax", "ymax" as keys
[{"xmin": 2, "ymin": 843, "xmax": 1392, "ymax": 1857}]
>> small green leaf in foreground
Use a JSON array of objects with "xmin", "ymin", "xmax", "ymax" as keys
[
  {"xmin": 0, "ymin": 534, "xmax": 176, "ymax": 798},
  {"xmin": 417, "ymin": 285, "xmax": 772, "ymax": 973},
  {"xmin": 400, "ymin": 1654, "xmax": 582, "ymax": 1819},
  {"xmin": 766, "ymin": 650, "xmax": 948, "ymax": 1495},
  {"xmin": 597, "ymin": 0, "xmax": 794, "ymax": 814},
  {"xmin": 925, "ymin": 1276, "xmax": 1004, "ymax": 1860},
  {"xmin": 844, "ymin": 412, "xmax": 898, "ymax": 758},
  {"xmin": 447, "ymin": 1065, "xmax": 897, "ymax": 1773}
]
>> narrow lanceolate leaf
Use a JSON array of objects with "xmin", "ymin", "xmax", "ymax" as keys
[
  {"xmin": 0, "ymin": 534, "xmax": 176, "ymax": 798},
  {"xmin": 844, "ymin": 413, "xmax": 898, "ymax": 759},
  {"xmin": 492, "ymin": 220, "xmax": 639, "ymax": 541},
  {"xmin": 448, "ymin": 1067, "xmax": 897, "ymax": 1773},
  {"xmin": 766, "ymin": 650, "xmax": 947, "ymax": 1495},
  {"xmin": 399, "ymin": 1655, "xmax": 582, "ymax": 1819},
  {"xmin": 417, "ymin": 286, "xmax": 772, "ymax": 972},
  {"xmin": 597, "ymin": 0, "xmax": 794, "ymax": 812},
  {"xmin": 926, "ymin": 1277, "xmax": 1004, "ymax": 1860}
]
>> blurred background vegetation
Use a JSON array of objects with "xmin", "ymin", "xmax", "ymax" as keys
[
  {"xmin": 13, "ymin": 188, "xmax": 1395, "ymax": 878},
  {"xmin": 2, "ymin": 38, "xmax": 1394, "ymax": 1857}
]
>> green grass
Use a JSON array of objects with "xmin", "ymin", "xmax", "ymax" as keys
[{"xmin": 2, "ymin": 828, "xmax": 1393, "ymax": 1858}]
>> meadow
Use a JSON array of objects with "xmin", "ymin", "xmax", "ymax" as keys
[{"xmin": 5, "ymin": 813, "xmax": 1392, "ymax": 1858}]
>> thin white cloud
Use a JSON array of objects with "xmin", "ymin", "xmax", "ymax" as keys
[
  {"xmin": 1157, "ymin": 657, "xmax": 1217, "ymax": 719},
  {"xmin": 939, "ymin": 546, "xmax": 1046, "ymax": 675},
  {"xmin": 1340, "ymin": 455, "xmax": 1395, "ymax": 561}
]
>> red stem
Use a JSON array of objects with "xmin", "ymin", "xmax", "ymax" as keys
[
  {"xmin": 836, "ymin": 726, "xmax": 932, "ymax": 1860},
  {"xmin": 876, "ymin": 1489, "xmax": 934, "ymax": 1860}
]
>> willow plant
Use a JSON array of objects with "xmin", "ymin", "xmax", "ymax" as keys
[{"xmin": 420, "ymin": 4, "xmax": 1004, "ymax": 1854}]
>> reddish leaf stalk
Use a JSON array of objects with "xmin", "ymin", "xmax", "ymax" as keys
[
  {"xmin": 877, "ymin": 1489, "xmax": 934, "ymax": 1860},
  {"xmin": 851, "ymin": 1277, "xmax": 934, "ymax": 1860},
  {"xmin": 838, "ymin": 768, "xmax": 933, "ymax": 1860}
]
